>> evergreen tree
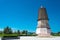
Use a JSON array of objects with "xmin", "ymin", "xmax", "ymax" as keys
[
  {"xmin": 58, "ymin": 32, "xmax": 60, "ymax": 35},
  {"xmin": 22, "ymin": 30, "xmax": 28, "ymax": 35},
  {"xmin": 3, "ymin": 26, "xmax": 12, "ymax": 34},
  {"xmin": 17, "ymin": 30, "xmax": 20, "ymax": 35}
]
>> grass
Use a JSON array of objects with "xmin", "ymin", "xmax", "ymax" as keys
[
  {"xmin": 0, "ymin": 33, "xmax": 19, "ymax": 37},
  {"xmin": 0, "ymin": 33, "xmax": 37, "ymax": 37},
  {"xmin": 0, "ymin": 33, "xmax": 3, "ymax": 37},
  {"xmin": 0, "ymin": 33, "xmax": 60, "ymax": 37}
]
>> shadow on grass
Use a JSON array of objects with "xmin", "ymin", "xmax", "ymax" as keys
[{"xmin": 2, "ymin": 36, "xmax": 20, "ymax": 40}]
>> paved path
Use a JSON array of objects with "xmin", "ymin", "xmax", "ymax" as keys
[{"xmin": 20, "ymin": 36, "xmax": 60, "ymax": 40}]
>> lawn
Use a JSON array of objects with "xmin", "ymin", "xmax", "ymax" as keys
[
  {"xmin": 0, "ymin": 33, "xmax": 3, "ymax": 37},
  {"xmin": 0, "ymin": 33, "xmax": 19, "ymax": 37}
]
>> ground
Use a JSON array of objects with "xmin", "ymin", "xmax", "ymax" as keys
[
  {"xmin": 0, "ymin": 36, "xmax": 60, "ymax": 40},
  {"xmin": 20, "ymin": 36, "xmax": 60, "ymax": 40}
]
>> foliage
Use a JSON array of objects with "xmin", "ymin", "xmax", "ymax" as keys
[
  {"xmin": 51, "ymin": 32, "xmax": 60, "ymax": 36},
  {"xmin": 0, "ymin": 26, "xmax": 60, "ymax": 37},
  {"xmin": 21, "ymin": 30, "xmax": 28, "ymax": 36},
  {"xmin": 3, "ymin": 26, "xmax": 12, "ymax": 34},
  {"xmin": 17, "ymin": 30, "xmax": 20, "ymax": 34},
  {"xmin": 17, "ymin": 30, "xmax": 20, "ymax": 36}
]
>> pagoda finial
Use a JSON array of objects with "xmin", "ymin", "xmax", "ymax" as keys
[{"xmin": 41, "ymin": 5, "xmax": 44, "ymax": 8}]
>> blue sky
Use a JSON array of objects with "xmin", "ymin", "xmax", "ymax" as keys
[{"xmin": 0, "ymin": 0, "xmax": 60, "ymax": 32}]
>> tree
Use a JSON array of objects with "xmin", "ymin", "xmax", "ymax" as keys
[
  {"xmin": 22, "ymin": 30, "xmax": 28, "ymax": 35},
  {"xmin": 58, "ymin": 32, "xmax": 60, "ymax": 34},
  {"xmin": 58, "ymin": 32, "xmax": 60, "ymax": 35},
  {"xmin": 17, "ymin": 30, "xmax": 20, "ymax": 35},
  {"xmin": 3, "ymin": 26, "xmax": 12, "ymax": 34}
]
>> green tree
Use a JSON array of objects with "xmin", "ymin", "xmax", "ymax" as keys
[
  {"xmin": 58, "ymin": 32, "xmax": 60, "ymax": 35},
  {"xmin": 3, "ymin": 26, "xmax": 12, "ymax": 34},
  {"xmin": 17, "ymin": 30, "xmax": 20, "ymax": 35},
  {"xmin": 22, "ymin": 30, "xmax": 28, "ymax": 35}
]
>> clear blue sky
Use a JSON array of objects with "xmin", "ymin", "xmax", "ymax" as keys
[{"xmin": 0, "ymin": 0, "xmax": 60, "ymax": 32}]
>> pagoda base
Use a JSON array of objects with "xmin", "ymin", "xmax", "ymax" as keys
[
  {"xmin": 37, "ymin": 34, "xmax": 51, "ymax": 37},
  {"xmin": 36, "ymin": 28, "xmax": 51, "ymax": 37}
]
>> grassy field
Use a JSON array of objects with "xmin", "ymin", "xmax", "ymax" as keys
[
  {"xmin": 0, "ymin": 33, "xmax": 19, "ymax": 37},
  {"xmin": 0, "ymin": 33, "xmax": 37, "ymax": 37},
  {"xmin": 0, "ymin": 34, "xmax": 3, "ymax": 37},
  {"xmin": 0, "ymin": 33, "xmax": 60, "ymax": 37}
]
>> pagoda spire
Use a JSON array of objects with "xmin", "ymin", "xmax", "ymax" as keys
[
  {"xmin": 40, "ymin": 5, "xmax": 44, "ymax": 8},
  {"xmin": 38, "ymin": 6, "xmax": 49, "ymax": 21}
]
